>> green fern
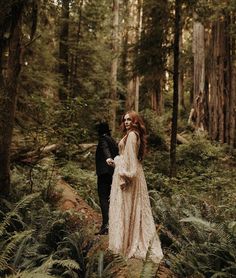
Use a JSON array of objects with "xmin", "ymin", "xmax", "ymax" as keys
[
  {"xmin": 0, "ymin": 230, "xmax": 33, "ymax": 271},
  {"xmin": 140, "ymin": 260, "xmax": 157, "ymax": 278},
  {"xmin": 0, "ymin": 193, "xmax": 39, "ymax": 237},
  {"xmin": 6, "ymin": 270, "xmax": 58, "ymax": 278},
  {"xmin": 49, "ymin": 259, "xmax": 81, "ymax": 271}
]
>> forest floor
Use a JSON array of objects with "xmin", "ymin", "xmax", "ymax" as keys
[{"xmin": 55, "ymin": 178, "xmax": 175, "ymax": 278}]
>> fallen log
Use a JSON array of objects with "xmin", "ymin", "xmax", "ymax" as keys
[
  {"xmin": 176, "ymin": 134, "xmax": 189, "ymax": 144},
  {"xmin": 11, "ymin": 143, "xmax": 59, "ymax": 163}
]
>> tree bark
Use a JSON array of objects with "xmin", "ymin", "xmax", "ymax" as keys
[
  {"xmin": 58, "ymin": 0, "xmax": 70, "ymax": 100},
  {"xmin": 208, "ymin": 18, "xmax": 232, "ymax": 144},
  {"xmin": 0, "ymin": 3, "xmax": 23, "ymax": 196},
  {"xmin": 229, "ymin": 31, "xmax": 236, "ymax": 147},
  {"xmin": 125, "ymin": 0, "xmax": 142, "ymax": 112},
  {"xmin": 170, "ymin": 0, "xmax": 180, "ymax": 177},
  {"xmin": 190, "ymin": 14, "xmax": 206, "ymax": 132},
  {"xmin": 150, "ymin": 79, "xmax": 163, "ymax": 115},
  {"xmin": 110, "ymin": 0, "xmax": 119, "ymax": 133},
  {"xmin": 178, "ymin": 28, "xmax": 186, "ymax": 111}
]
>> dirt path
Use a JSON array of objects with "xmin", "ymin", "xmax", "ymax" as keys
[{"xmin": 55, "ymin": 178, "xmax": 175, "ymax": 278}]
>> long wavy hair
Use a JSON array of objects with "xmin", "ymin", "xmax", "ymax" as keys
[{"xmin": 120, "ymin": 110, "xmax": 147, "ymax": 160}]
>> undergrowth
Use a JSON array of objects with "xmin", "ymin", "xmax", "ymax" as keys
[{"xmin": 1, "ymin": 133, "xmax": 236, "ymax": 277}]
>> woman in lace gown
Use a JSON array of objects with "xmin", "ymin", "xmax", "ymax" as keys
[{"xmin": 108, "ymin": 111, "xmax": 163, "ymax": 263}]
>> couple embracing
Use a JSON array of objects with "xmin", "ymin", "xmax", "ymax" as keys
[{"xmin": 95, "ymin": 111, "xmax": 163, "ymax": 264}]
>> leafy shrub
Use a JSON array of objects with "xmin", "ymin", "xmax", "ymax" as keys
[
  {"xmin": 59, "ymin": 161, "xmax": 99, "ymax": 210},
  {"xmin": 140, "ymin": 109, "xmax": 168, "ymax": 150},
  {"xmin": 177, "ymin": 133, "xmax": 224, "ymax": 167}
]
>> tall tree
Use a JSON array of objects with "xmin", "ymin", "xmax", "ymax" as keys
[
  {"xmin": 0, "ymin": 2, "xmax": 27, "ymax": 195},
  {"xmin": 110, "ymin": 0, "xmax": 119, "ymax": 133},
  {"xmin": 178, "ymin": 28, "xmax": 186, "ymax": 111},
  {"xmin": 124, "ymin": 0, "xmax": 142, "ymax": 112},
  {"xmin": 58, "ymin": 0, "xmax": 70, "ymax": 100},
  {"xmin": 188, "ymin": 12, "xmax": 206, "ymax": 131},
  {"xmin": 170, "ymin": 0, "xmax": 181, "ymax": 177},
  {"xmin": 136, "ymin": 0, "xmax": 169, "ymax": 115},
  {"xmin": 188, "ymin": 1, "xmax": 236, "ymax": 147}
]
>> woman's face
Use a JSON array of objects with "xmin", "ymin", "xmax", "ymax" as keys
[{"xmin": 124, "ymin": 113, "xmax": 132, "ymax": 130}]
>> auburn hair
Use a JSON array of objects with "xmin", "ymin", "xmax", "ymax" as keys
[{"xmin": 120, "ymin": 111, "xmax": 147, "ymax": 160}]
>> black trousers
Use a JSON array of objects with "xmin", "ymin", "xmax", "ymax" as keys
[{"xmin": 97, "ymin": 173, "xmax": 113, "ymax": 229}]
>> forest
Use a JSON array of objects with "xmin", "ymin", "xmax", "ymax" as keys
[{"xmin": 0, "ymin": 0, "xmax": 236, "ymax": 277}]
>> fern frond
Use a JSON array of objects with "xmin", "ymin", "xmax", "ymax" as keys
[
  {"xmin": 1, "ymin": 230, "xmax": 33, "ymax": 262},
  {"xmin": 180, "ymin": 216, "xmax": 215, "ymax": 231},
  {"xmin": 97, "ymin": 251, "xmax": 104, "ymax": 277},
  {"xmin": 6, "ymin": 270, "xmax": 57, "ymax": 278},
  {"xmin": 0, "ymin": 230, "xmax": 33, "ymax": 271},
  {"xmin": 51, "ymin": 259, "xmax": 81, "ymax": 270},
  {"xmin": 0, "ymin": 193, "xmax": 39, "ymax": 237},
  {"xmin": 37, "ymin": 256, "xmax": 81, "ymax": 272},
  {"xmin": 140, "ymin": 260, "xmax": 156, "ymax": 278},
  {"xmin": 211, "ymin": 272, "xmax": 230, "ymax": 278}
]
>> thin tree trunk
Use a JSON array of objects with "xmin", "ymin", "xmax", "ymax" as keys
[
  {"xmin": 110, "ymin": 0, "xmax": 119, "ymax": 133},
  {"xmin": 178, "ymin": 28, "xmax": 185, "ymax": 111},
  {"xmin": 125, "ymin": 0, "xmax": 142, "ymax": 112},
  {"xmin": 0, "ymin": 3, "xmax": 23, "ymax": 196},
  {"xmin": 170, "ymin": 0, "xmax": 180, "ymax": 177},
  {"xmin": 151, "ymin": 79, "xmax": 163, "ymax": 115},
  {"xmin": 58, "ymin": 0, "xmax": 70, "ymax": 100}
]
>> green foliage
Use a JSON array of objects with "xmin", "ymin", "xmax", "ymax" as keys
[
  {"xmin": 140, "ymin": 258, "xmax": 157, "ymax": 278},
  {"xmin": 85, "ymin": 250, "xmax": 127, "ymax": 278},
  {"xmin": 169, "ymin": 219, "xmax": 236, "ymax": 277},
  {"xmin": 0, "ymin": 192, "xmax": 91, "ymax": 277},
  {"xmin": 6, "ymin": 271, "xmax": 57, "ymax": 278},
  {"xmin": 146, "ymin": 136, "xmax": 236, "ymax": 277},
  {"xmin": 0, "ymin": 194, "xmax": 39, "ymax": 276},
  {"xmin": 177, "ymin": 133, "xmax": 224, "ymax": 167},
  {"xmin": 141, "ymin": 109, "xmax": 168, "ymax": 149},
  {"xmin": 59, "ymin": 161, "xmax": 99, "ymax": 210}
]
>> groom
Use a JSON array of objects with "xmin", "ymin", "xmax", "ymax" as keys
[{"xmin": 95, "ymin": 122, "xmax": 118, "ymax": 235}]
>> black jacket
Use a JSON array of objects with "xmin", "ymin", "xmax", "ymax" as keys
[{"xmin": 95, "ymin": 134, "xmax": 119, "ymax": 176}]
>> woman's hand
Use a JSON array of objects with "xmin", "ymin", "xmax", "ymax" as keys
[{"xmin": 119, "ymin": 171, "xmax": 131, "ymax": 190}]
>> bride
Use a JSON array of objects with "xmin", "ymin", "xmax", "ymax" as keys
[{"xmin": 108, "ymin": 111, "xmax": 163, "ymax": 263}]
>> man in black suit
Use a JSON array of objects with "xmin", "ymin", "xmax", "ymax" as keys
[{"xmin": 95, "ymin": 122, "xmax": 118, "ymax": 235}]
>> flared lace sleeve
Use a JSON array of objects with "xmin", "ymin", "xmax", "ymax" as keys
[{"xmin": 120, "ymin": 131, "xmax": 140, "ymax": 181}]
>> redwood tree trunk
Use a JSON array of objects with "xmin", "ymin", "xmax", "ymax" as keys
[
  {"xmin": 190, "ymin": 14, "xmax": 206, "ymax": 132},
  {"xmin": 170, "ymin": 0, "xmax": 180, "ymax": 177},
  {"xmin": 208, "ymin": 19, "xmax": 231, "ymax": 143},
  {"xmin": 229, "ymin": 36, "xmax": 236, "ymax": 147},
  {"xmin": 227, "ymin": 14, "xmax": 235, "ymax": 147},
  {"xmin": 0, "ymin": 4, "xmax": 23, "ymax": 196}
]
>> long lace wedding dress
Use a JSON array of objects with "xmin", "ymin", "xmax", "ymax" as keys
[{"xmin": 109, "ymin": 131, "xmax": 163, "ymax": 263}]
